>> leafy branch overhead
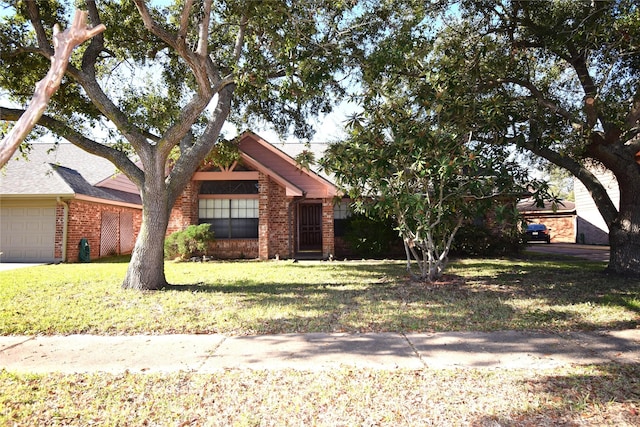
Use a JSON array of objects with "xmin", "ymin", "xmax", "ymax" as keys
[
  {"xmin": 335, "ymin": 0, "xmax": 640, "ymax": 277},
  {"xmin": 0, "ymin": 10, "xmax": 105, "ymax": 167},
  {"xmin": 0, "ymin": 1, "xmax": 356, "ymax": 290}
]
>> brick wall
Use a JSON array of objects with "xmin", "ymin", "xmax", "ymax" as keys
[
  {"xmin": 258, "ymin": 174, "xmax": 270, "ymax": 259},
  {"xmin": 258, "ymin": 174, "xmax": 291, "ymax": 259},
  {"xmin": 526, "ymin": 215, "xmax": 576, "ymax": 243},
  {"xmin": 54, "ymin": 204, "xmax": 65, "ymax": 260},
  {"xmin": 209, "ymin": 239, "xmax": 259, "ymax": 259},
  {"xmin": 172, "ymin": 175, "xmax": 335, "ymax": 261},
  {"xmin": 62, "ymin": 200, "xmax": 142, "ymax": 262},
  {"xmin": 168, "ymin": 181, "xmax": 200, "ymax": 235},
  {"xmin": 322, "ymin": 199, "xmax": 335, "ymax": 258}
]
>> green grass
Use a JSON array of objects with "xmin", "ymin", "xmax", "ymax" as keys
[
  {"xmin": 2, "ymin": 364, "xmax": 639, "ymax": 426},
  {"xmin": 2, "ymin": 256, "xmax": 639, "ymax": 425},
  {"xmin": 0, "ymin": 256, "xmax": 638, "ymax": 335}
]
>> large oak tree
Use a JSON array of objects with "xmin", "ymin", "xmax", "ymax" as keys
[
  {"xmin": 351, "ymin": 0, "xmax": 640, "ymax": 276},
  {"xmin": 0, "ymin": 0, "xmax": 354, "ymax": 289}
]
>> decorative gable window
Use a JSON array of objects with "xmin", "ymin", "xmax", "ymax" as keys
[{"xmin": 198, "ymin": 180, "xmax": 259, "ymax": 239}]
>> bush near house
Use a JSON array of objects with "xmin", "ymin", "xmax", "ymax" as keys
[
  {"xmin": 451, "ymin": 224, "xmax": 525, "ymax": 257},
  {"xmin": 164, "ymin": 224, "xmax": 215, "ymax": 260},
  {"xmin": 340, "ymin": 217, "xmax": 525, "ymax": 260},
  {"xmin": 343, "ymin": 215, "xmax": 401, "ymax": 258}
]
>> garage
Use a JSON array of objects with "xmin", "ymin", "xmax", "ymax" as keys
[{"xmin": 0, "ymin": 202, "xmax": 57, "ymax": 263}]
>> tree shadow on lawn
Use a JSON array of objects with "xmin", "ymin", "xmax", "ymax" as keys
[
  {"xmin": 471, "ymin": 363, "xmax": 640, "ymax": 426},
  {"xmin": 457, "ymin": 259, "xmax": 640, "ymax": 313},
  {"xmin": 163, "ymin": 262, "xmax": 404, "ymax": 293},
  {"xmin": 155, "ymin": 260, "xmax": 638, "ymax": 333}
]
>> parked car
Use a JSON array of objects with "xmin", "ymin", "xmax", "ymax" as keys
[{"xmin": 526, "ymin": 223, "xmax": 551, "ymax": 243}]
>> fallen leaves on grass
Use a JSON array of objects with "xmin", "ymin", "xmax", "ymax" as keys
[{"xmin": 2, "ymin": 364, "xmax": 639, "ymax": 426}]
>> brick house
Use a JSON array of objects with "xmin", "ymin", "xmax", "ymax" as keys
[
  {"xmin": 0, "ymin": 132, "xmax": 338, "ymax": 263},
  {"xmin": 517, "ymin": 198, "xmax": 577, "ymax": 243},
  {"xmin": 572, "ymin": 145, "xmax": 640, "ymax": 245},
  {"xmin": 168, "ymin": 131, "xmax": 338, "ymax": 260},
  {"xmin": 0, "ymin": 143, "xmax": 142, "ymax": 263},
  {"xmin": 573, "ymin": 167, "xmax": 618, "ymax": 245}
]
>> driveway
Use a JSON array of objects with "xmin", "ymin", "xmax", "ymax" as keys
[
  {"xmin": 0, "ymin": 263, "xmax": 46, "ymax": 272},
  {"xmin": 525, "ymin": 243, "xmax": 610, "ymax": 262}
]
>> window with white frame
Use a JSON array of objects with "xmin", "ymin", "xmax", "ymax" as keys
[{"xmin": 199, "ymin": 198, "xmax": 259, "ymax": 239}]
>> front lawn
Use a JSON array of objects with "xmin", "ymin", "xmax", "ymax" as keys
[
  {"xmin": 1, "ymin": 257, "xmax": 638, "ymax": 335},
  {"xmin": 2, "ymin": 257, "xmax": 639, "ymax": 426}
]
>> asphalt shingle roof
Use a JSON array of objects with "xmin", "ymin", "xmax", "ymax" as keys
[{"xmin": 0, "ymin": 143, "xmax": 140, "ymax": 204}]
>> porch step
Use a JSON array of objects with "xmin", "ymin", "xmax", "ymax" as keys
[{"xmin": 294, "ymin": 251, "xmax": 324, "ymax": 261}]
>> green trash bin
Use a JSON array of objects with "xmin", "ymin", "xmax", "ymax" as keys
[{"xmin": 78, "ymin": 238, "xmax": 90, "ymax": 263}]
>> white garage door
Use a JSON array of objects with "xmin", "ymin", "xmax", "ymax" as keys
[{"xmin": 0, "ymin": 204, "xmax": 56, "ymax": 263}]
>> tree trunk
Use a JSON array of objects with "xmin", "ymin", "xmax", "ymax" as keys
[
  {"xmin": 606, "ymin": 181, "xmax": 640, "ymax": 276},
  {"xmin": 122, "ymin": 175, "xmax": 171, "ymax": 290},
  {"xmin": 608, "ymin": 224, "xmax": 640, "ymax": 276}
]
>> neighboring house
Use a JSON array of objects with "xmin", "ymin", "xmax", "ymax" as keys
[
  {"xmin": 0, "ymin": 143, "xmax": 142, "ymax": 263},
  {"xmin": 572, "ymin": 145, "xmax": 640, "ymax": 245},
  {"xmin": 0, "ymin": 132, "xmax": 339, "ymax": 263},
  {"xmin": 517, "ymin": 198, "xmax": 577, "ymax": 243},
  {"xmin": 574, "ymin": 167, "xmax": 619, "ymax": 245}
]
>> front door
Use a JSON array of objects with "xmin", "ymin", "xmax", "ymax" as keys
[{"xmin": 298, "ymin": 204, "xmax": 322, "ymax": 251}]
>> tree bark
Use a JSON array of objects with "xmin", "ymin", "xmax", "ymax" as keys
[
  {"xmin": 523, "ymin": 137, "xmax": 640, "ymax": 277},
  {"xmin": 606, "ymin": 176, "xmax": 640, "ymax": 276},
  {"xmin": 122, "ymin": 175, "xmax": 171, "ymax": 290}
]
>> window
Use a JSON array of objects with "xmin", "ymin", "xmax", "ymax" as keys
[
  {"xmin": 199, "ymin": 198, "xmax": 259, "ymax": 239},
  {"xmin": 333, "ymin": 200, "xmax": 352, "ymax": 237},
  {"xmin": 200, "ymin": 180, "xmax": 258, "ymax": 195}
]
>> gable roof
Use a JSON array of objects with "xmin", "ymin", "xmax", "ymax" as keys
[
  {"xmin": 0, "ymin": 143, "xmax": 142, "ymax": 205},
  {"xmin": 0, "ymin": 133, "xmax": 337, "ymax": 204},
  {"xmin": 237, "ymin": 132, "xmax": 337, "ymax": 198}
]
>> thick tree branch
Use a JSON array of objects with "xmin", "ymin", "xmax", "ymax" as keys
[
  {"xmin": 0, "ymin": 107, "xmax": 143, "ymax": 187},
  {"xmin": 133, "ymin": 0, "xmax": 217, "ymax": 156},
  {"xmin": 566, "ymin": 44, "xmax": 599, "ymax": 128},
  {"xmin": 25, "ymin": 1, "xmax": 53, "ymax": 56},
  {"xmin": 5, "ymin": 8, "xmax": 155, "ymax": 160},
  {"xmin": 166, "ymin": 84, "xmax": 235, "ymax": 206},
  {"xmin": 493, "ymin": 77, "xmax": 579, "ymax": 124},
  {"xmin": 519, "ymin": 137, "xmax": 619, "ymax": 228},
  {"xmin": 234, "ymin": 14, "xmax": 248, "ymax": 61},
  {"xmin": 626, "ymin": 96, "xmax": 640, "ymax": 129},
  {"xmin": 0, "ymin": 10, "xmax": 105, "ymax": 167},
  {"xmin": 197, "ymin": 0, "xmax": 213, "ymax": 57},
  {"xmin": 178, "ymin": 0, "xmax": 194, "ymax": 43},
  {"xmin": 81, "ymin": 0, "xmax": 106, "ymax": 74},
  {"xmin": 133, "ymin": 0, "xmax": 211, "ymax": 91}
]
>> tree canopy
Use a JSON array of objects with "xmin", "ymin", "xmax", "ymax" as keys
[
  {"xmin": 0, "ymin": 0, "xmax": 356, "ymax": 289},
  {"xmin": 2, "ymin": 0, "xmax": 638, "ymax": 282},
  {"xmin": 322, "ymin": 92, "xmax": 535, "ymax": 281},
  {"xmin": 338, "ymin": 0, "xmax": 640, "ymax": 275}
]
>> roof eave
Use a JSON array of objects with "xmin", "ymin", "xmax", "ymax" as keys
[
  {"xmin": 239, "ymin": 152, "xmax": 305, "ymax": 197},
  {"xmin": 239, "ymin": 131, "xmax": 339, "ymax": 197}
]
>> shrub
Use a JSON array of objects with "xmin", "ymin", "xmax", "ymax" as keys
[
  {"xmin": 451, "ymin": 224, "xmax": 524, "ymax": 257},
  {"xmin": 164, "ymin": 224, "xmax": 215, "ymax": 260},
  {"xmin": 343, "ymin": 215, "xmax": 399, "ymax": 258}
]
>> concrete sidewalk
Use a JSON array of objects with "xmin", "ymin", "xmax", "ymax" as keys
[{"xmin": 1, "ymin": 329, "xmax": 638, "ymax": 374}]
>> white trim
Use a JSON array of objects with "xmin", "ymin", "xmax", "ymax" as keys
[{"xmin": 74, "ymin": 194, "xmax": 142, "ymax": 209}]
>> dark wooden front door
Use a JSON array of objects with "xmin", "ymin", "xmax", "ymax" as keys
[{"xmin": 299, "ymin": 204, "xmax": 322, "ymax": 251}]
